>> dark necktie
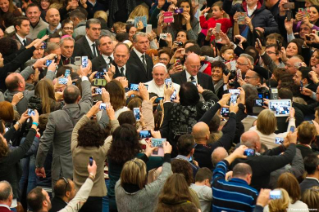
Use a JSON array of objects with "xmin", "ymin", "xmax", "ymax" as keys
[
  {"xmin": 120, "ymin": 67, "xmax": 125, "ymax": 76},
  {"xmin": 92, "ymin": 43, "xmax": 97, "ymax": 57},
  {"xmin": 23, "ymin": 39, "xmax": 27, "ymax": 46},
  {"xmin": 190, "ymin": 76, "xmax": 195, "ymax": 81},
  {"xmin": 141, "ymin": 55, "xmax": 147, "ymax": 71},
  {"xmin": 64, "ymin": 58, "xmax": 69, "ymax": 65},
  {"xmin": 108, "ymin": 56, "xmax": 113, "ymax": 64}
]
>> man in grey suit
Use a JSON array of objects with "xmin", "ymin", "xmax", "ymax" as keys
[{"xmin": 35, "ymin": 64, "xmax": 93, "ymax": 187}]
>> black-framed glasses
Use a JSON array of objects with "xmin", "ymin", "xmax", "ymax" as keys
[{"xmin": 62, "ymin": 177, "xmax": 69, "ymax": 194}]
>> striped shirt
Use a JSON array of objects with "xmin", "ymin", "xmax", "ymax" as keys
[{"xmin": 212, "ymin": 160, "xmax": 258, "ymax": 212}]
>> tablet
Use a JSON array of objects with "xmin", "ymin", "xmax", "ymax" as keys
[{"xmin": 268, "ymin": 99, "xmax": 291, "ymax": 117}]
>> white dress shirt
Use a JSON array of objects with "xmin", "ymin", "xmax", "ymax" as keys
[
  {"xmin": 133, "ymin": 48, "xmax": 147, "ymax": 65},
  {"xmin": 85, "ymin": 35, "xmax": 97, "ymax": 56},
  {"xmin": 102, "ymin": 53, "xmax": 114, "ymax": 64},
  {"xmin": 15, "ymin": 33, "xmax": 26, "ymax": 45},
  {"xmin": 185, "ymin": 71, "xmax": 198, "ymax": 83}
]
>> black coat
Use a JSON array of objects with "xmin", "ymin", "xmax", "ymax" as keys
[
  {"xmin": 171, "ymin": 70, "xmax": 215, "ymax": 93},
  {"xmin": 112, "ymin": 62, "xmax": 148, "ymax": 84},
  {"xmin": 73, "ymin": 36, "xmax": 99, "ymax": 60},
  {"xmin": 128, "ymin": 50, "xmax": 153, "ymax": 82}
]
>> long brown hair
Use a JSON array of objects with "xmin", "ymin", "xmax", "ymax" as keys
[
  {"xmin": 105, "ymin": 80, "xmax": 126, "ymax": 111},
  {"xmin": 120, "ymin": 158, "xmax": 147, "ymax": 189},
  {"xmin": 277, "ymin": 173, "xmax": 301, "ymax": 204},
  {"xmin": 35, "ymin": 78, "xmax": 56, "ymax": 114},
  {"xmin": 155, "ymin": 174, "xmax": 195, "ymax": 212},
  {"xmin": 172, "ymin": 0, "xmax": 194, "ymax": 32}
]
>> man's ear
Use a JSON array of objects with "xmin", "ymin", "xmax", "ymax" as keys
[{"xmin": 65, "ymin": 190, "xmax": 70, "ymax": 198}]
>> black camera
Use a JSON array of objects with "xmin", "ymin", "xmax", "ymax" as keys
[{"xmin": 223, "ymin": 69, "xmax": 237, "ymax": 86}]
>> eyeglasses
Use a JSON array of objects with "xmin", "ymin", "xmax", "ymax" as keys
[
  {"xmin": 244, "ymin": 76, "xmax": 257, "ymax": 80},
  {"xmin": 237, "ymin": 62, "xmax": 248, "ymax": 66},
  {"xmin": 189, "ymin": 65, "xmax": 201, "ymax": 69},
  {"xmin": 159, "ymin": 58, "xmax": 168, "ymax": 61},
  {"xmin": 63, "ymin": 27, "xmax": 73, "ymax": 30}
]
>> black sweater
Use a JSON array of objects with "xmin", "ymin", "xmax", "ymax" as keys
[{"xmin": 0, "ymin": 127, "xmax": 36, "ymax": 198}]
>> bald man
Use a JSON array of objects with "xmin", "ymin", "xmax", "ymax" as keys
[
  {"xmin": 192, "ymin": 121, "xmax": 232, "ymax": 169},
  {"xmin": 211, "ymin": 147, "xmax": 228, "ymax": 168},
  {"xmin": 230, "ymin": 130, "xmax": 297, "ymax": 191},
  {"xmin": 171, "ymin": 53, "xmax": 215, "ymax": 92},
  {"xmin": 285, "ymin": 56, "xmax": 303, "ymax": 75},
  {"xmin": 37, "ymin": 8, "xmax": 61, "ymax": 38},
  {"xmin": 0, "ymin": 181, "xmax": 13, "ymax": 212}
]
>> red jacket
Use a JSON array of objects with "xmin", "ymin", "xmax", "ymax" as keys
[
  {"xmin": 0, "ymin": 206, "xmax": 12, "ymax": 212},
  {"xmin": 199, "ymin": 16, "xmax": 232, "ymax": 41}
]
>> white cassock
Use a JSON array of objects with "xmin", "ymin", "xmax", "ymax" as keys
[{"xmin": 144, "ymin": 80, "xmax": 180, "ymax": 97}]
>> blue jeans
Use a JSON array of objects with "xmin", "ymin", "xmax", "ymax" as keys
[
  {"xmin": 19, "ymin": 154, "xmax": 37, "ymax": 195},
  {"xmin": 102, "ymin": 179, "xmax": 110, "ymax": 212}
]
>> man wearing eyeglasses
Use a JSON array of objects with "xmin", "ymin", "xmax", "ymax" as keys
[
  {"xmin": 259, "ymin": 44, "xmax": 285, "ymax": 73},
  {"xmin": 50, "ymin": 178, "xmax": 76, "ymax": 212},
  {"xmin": 171, "ymin": 53, "xmax": 215, "ymax": 92}
]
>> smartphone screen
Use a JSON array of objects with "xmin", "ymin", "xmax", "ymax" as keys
[
  {"xmin": 130, "ymin": 84, "xmax": 139, "ymax": 91},
  {"xmin": 99, "ymin": 103, "xmax": 107, "ymax": 110},
  {"xmin": 139, "ymin": 130, "xmax": 151, "ymax": 139},
  {"xmin": 133, "ymin": 107, "xmax": 141, "ymax": 121},
  {"xmin": 270, "ymin": 190, "xmax": 282, "ymax": 199},
  {"xmin": 290, "ymin": 126, "xmax": 295, "ymax": 133},
  {"xmin": 215, "ymin": 23, "xmax": 221, "ymax": 33},
  {"xmin": 82, "ymin": 56, "xmax": 88, "ymax": 68},
  {"xmin": 65, "ymin": 69, "xmax": 71, "ymax": 78},
  {"xmin": 89, "ymin": 157, "xmax": 93, "ymax": 166},
  {"xmin": 220, "ymin": 107, "xmax": 230, "ymax": 117},
  {"xmin": 275, "ymin": 137, "xmax": 284, "ymax": 144},
  {"xmin": 244, "ymin": 149, "xmax": 255, "ymax": 156}
]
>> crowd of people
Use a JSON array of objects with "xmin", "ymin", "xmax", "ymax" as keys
[{"xmin": 1, "ymin": 0, "xmax": 319, "ymax": 211}]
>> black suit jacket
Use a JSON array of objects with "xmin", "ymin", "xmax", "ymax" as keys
[
  {"xmin": 12, "ymin": 34, "xmax": 32, "ymax": 47},
  {"xmin": 170, "ymin": 70, "xmax": 215, "ymax": 93},
  {"xmin": 59, "ymin": 55, "xmax": 74, "ymax": 66},
  {"xmin": 49, "ymin": 196, "xmax": 67, "ymax": 212},
  {"xmin": 92, "ymin": 55, "xmax": 107, "ymax": 71},
  {"xmin": 113, "ymin": 62, "xmax": 147, "ymax": 84},
  {"xmin": 128, "ymin": 49, "xmax": 153, "ymax": 81},
  {"xmin": 73, "ymin": 36, "xmax": 99, "ymax": 60}
]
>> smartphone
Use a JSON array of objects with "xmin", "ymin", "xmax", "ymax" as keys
[
  {"xmin": 220, "ymin": 107, "xmax": 230, "ymax": 117},
  {"xmin": 175, "ymin": 41, "xmax": 183, "ymax": 47},
  {"xmin": 170, "ymin": 90, "xmax": 177, "ymax": 101},
  {"xmin": 229, "ymin": 89, "xmax": 240, "ymax": 104},
  {"xmin": 82, "ymin": 56, "xmax": 88, "ymax": 68},
  {"xmin": 215, "ymin": 23, "xmax": 221, "ymax": 33},
  {"xmin": 159, "ymin": 33, "xmax": 167, "ymax": 40},
  {"xmin": 74, "ymin": 56, "xmax": 81, "ymax": 66},
  {"xmin": 174, "ymin": 8, "xmax": 183, "ymax": 13},
  {"xmin": 270, "ymin": 190, "xmax": 282, "ymax": 200},
  {"xmin": 95, "ymin": 71, "xmax": 105, "ymax": 79},
  {"xmin": 139, "ymin": 130, "xmax": 151, "ymax": 139},
  {"xmin": 27, "ymin": 109, "xmax": 35, "ymax": 116},
  {"xmin": 255, "ymin": 99, "xmax": 263, "ymax": 107},
  {"xmin": 151, "ymin": 138, "xmax": 166, "ymax": 156},
  {"xmin": 41, "ymin": 42, "xmax": 47, "ymax": 49},
  {"xmin": 89, "ymin": 156, "xmax": 93, "ymax": 166},
  {"xmin": 65, "ymin": 69, "xmax": 71, "ymax": 78},
  {"xmin": 283, "ymin": 2, "xmax": 295, "ymax": 9},
  {"xmin": 94, "ymin": 88, "xmax": 102, "ymax": 94},
  {"xmin": 146, "ymin": 24, "xmax": 152, "ymax": 34},
  {"xmin": 165, "ymin": 78, "xmax": 172, "ymax": 87},
  {"xmin": 256, "ymin": 38, "xmax": 262, "ymax": 49},
  {"xmin": 130, "ymin": 83, "xmax": 139, "ymax": 91},
  {"xmin": 58, "ymin": 78, "xmax": 68, "ymax": 85},
  {"xmin": 300, "ymin": 80, "xmax": 303, "ymax": 91},
  {"xmin": 275, "ymin": 137, "xmax": 284, "ymax": 144},
  {"xmin": 290, "ymin": 126, "xmax": 295, "ymax": 133},
  {"xmin": 237, "ymin": 69, "xmax": 242, "ymax": 79},
  {"xmin": 133, "ymin": 107, "xmax": 141, "ymax": 121},
  {"xmin": 46, "ymin": 60, "xmax": 52, "ymax": 67},
  {"xmin": 154, "ymin": 97, "xmax": 164, "ymax": 103},
  {"xmin": 244, "ymin": 148, "xmax": 255, "ymax": 156},
  {"xmin": 99, "ymin": 103, "xmax": 107, "ymax": 110},
  {"xmin": 287, "ymin": 10, "xmax": 292, "ymax": 21},
  {"xmin": 268, "ymin": 99, "xmax": 291, "ymax": 117}
]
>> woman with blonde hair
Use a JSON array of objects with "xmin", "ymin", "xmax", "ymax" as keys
[
  {"xmin": 302, "ymin": 186, "xmax": 319, "ymax": 211},
  {"xmin": 249, "ymin": 108, "xmax": 296, "ymax": 149},
  {"xmin": 266, "ymin": 188, "xmax": 290, "ymax": 212},
  {"xmin": 128, "ymin": 4, "xmax": 149, "ymax": 22},
  {"xmin": 115, "ymin": 142, "xmax": 173, "ymax": 212},
  {"xmin": 94, "ymin": 10, "xmax": 108, "ymax": 22},
  {"xmin": 264, "ymin": 173, "xmax": 308, "ymax": 211}
]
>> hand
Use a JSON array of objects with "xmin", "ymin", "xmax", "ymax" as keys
[
  {"xmin": 164, "ymin": 83, "xmax": 174, "ymax": 101},
  {"xmin": 309, "ymin": 70, "xmax": 319, "ymax": 83},
  {"xmin": 35, "ymin": 167, "xmax": 46, "ymax": 178},
  {"xmin": 47, "ymin": 61, "xmax": 57, "ymax": 72},
  {"xmin": 182, "ymin": 12, "xmax": 191, "ymax": 23},
  {"xmin": 197, "ymin": 84, "xmax": 204, "ymax": 94},
  {"xmin": 173, "ymin": 48, "xmax": 185, "ymax": 58},
  {"xmin": 86, "ymin": 101, "xmax": 102, "ymax": 118},
  {"xmin": 287, "ymin": 131, "xmax": 297, "ymax": 144},
  {"xmin": 229, "ymin": 103, "xmax": 239, "ymax": 114},
  {"xmin": 12, "ymin": 92, "xmax": 24, "ymax": 106},
  {"xmin": 284, "ymin": 17, "xmax": 294, "ymax": 34},
  {"xmin": 300, "ymin": 87, "xmax": 313, "ymax": 96},
  {"xmin": 206, "ymin": 28, "xmax": 214, "ymax": 37},
  {"xmin": 87, "ymin": 159, "xmax": 97, "ymax": 176},
  {"xmin": 138, "ymin": 83, "xmax": 149, "ymax": 100},
  {"xmin": 289, "ymin": 107, "xmax": 295, "ymax": 118},
  {"xmin": 31, "ymin": 110, "xmax": 39, "ymax": 123},
  {"xmin": 33, "ymin": 35, "xmax": 49, "ymax": 49},
  {"xmin": 233, "ymin": 11, "xmax": 241, "ymax": 22},
  {"xmin": 55, "ymin": 91, "xmax": 64, "ymax": 101},
  {"xmin": 32, "ymin": 58, "xmax": 46, "ymax": 69},
  {"xmin": 44, "ymin": 53, "xmax": 57, "ymax": 61},
  {"xmin": 145, "ymin": 140, "xmax": 157, "ymax": 157},
  {"xmin": 165, "ymin": 33, "xmax": 173, "ymax": 46},
  {"xmin": 295, "ymin": 12, "xmax": 303, "ymax": 22},
  {"xmin": 89, "ymin": 71, "xmax": 97, "ymax": 82},
  {"xmin": 66, "ymin": 75, "xmax": 72, "ymax": 86},
  {"xmin": 256, "ymin": 189, "xmax": 271, "ymax": 207},
  {"xmin": 151, "ymin": 130, "xmax": 161, "ymax": 138},
  {"xmin": 78, "ymin": 61, "xmax": 92, "ymax": 77},
  {"xmin": 244, "ymin": 16, "xmax": 252, "ymax": 26},
  {"xmin": 101, "ymin": 88, "xmax": 110, "ymax": 103},
  {"xmin": 232, "ymin": 145, "xmax": 248, "ymax": 158},
  {"xmin": 200, "ymin": 7, "xmax": 210, "ymax": 16},
  {"xmin": 106, "ymin": 105, "xmax": 115, "ymax": 120},
  {"xmin": 19, "ymin": 110, "xmax": 30, "ymax": 124},
  {"xmin": 234, "ymin": 35, "xmax": 246, "ymax": 45},
  {"xmin": 218, "ymin": 93, "xmax": 231, "ymax": 107},
  {"xmin": 217, "ymin": 32, "xmax": 231, "ymax": 45},
  {"xmin": 170, "ymin": 64, "xmax": 183, "ymax": 74},
  {"xmin": 278, "ymin": 0, "xmax": 288, "ymax": 15},
  {"xmin": 255, "ymin": 27, "xmax": 265, "ymax": 34},
  {"xmin": 163, "ymin": 141, "xmax": 172, "ymax": 154},
  {"xmin": 237, "ymin": 87, "xmax": 245, "ymax": 105},
  {"xmin": 225, "ymin": 171, "xmax": 233, "ymax": 181}
]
